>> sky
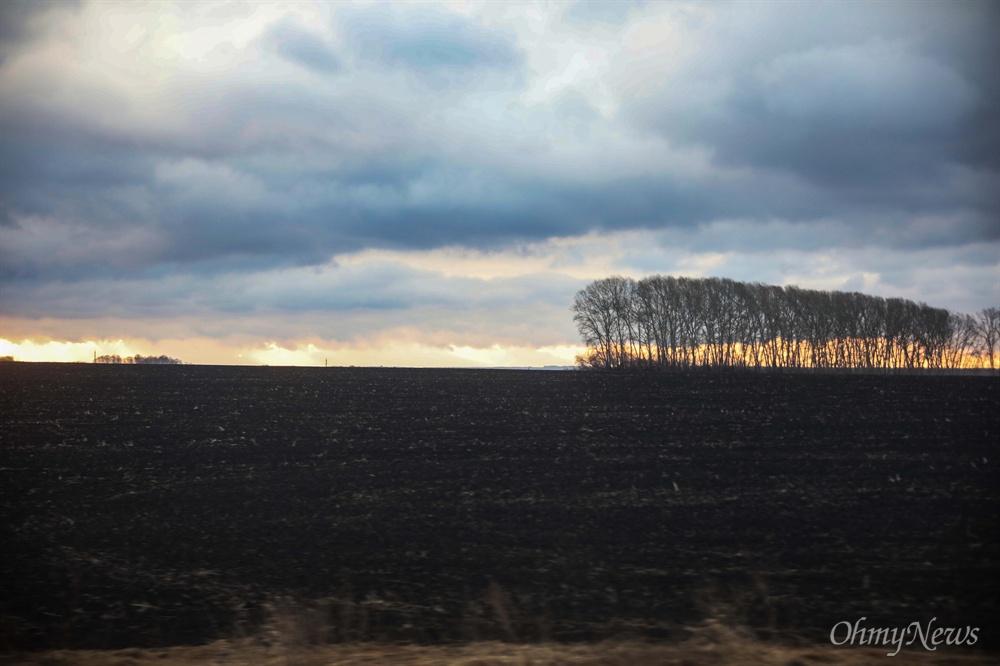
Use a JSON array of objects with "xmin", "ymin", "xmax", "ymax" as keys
[{"xmin": 1, "ymin": 0, "xmax": 998, "ymax": 367}]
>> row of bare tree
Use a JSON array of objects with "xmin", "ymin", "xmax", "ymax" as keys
[
  {"xmin": 572, "ymin": 276, "xmax": 1000, "ymax": 371},
  {"xmin": 95, "ymin": 354, "xmax": 183, "ymax": 365}
]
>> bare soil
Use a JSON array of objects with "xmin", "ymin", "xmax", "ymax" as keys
[{"xmin": 1, "ymin": 364, "xmax": 997, "ymax": 659}]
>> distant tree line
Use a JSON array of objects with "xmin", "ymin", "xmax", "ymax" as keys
[
  {"xmin": 572, "ymin": 275, "xmax": 1000, "ymax": 371},
  {"xmin": 95, "ymin": 354, "xmax": 183, "ymax": 365}
]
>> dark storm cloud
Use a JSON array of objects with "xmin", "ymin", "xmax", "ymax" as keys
[
  {"xmin": 0, "ymin": 252, "xmax": 580, "ymax": 325},
  {"xmin": 339, "ymin": 5, "xmax": 523, "ymax": 72},
  {"xmin": 0, "ymin": 1, "xmax": 43, "ymax": 47},
  {"xmin": 621, "ymin": 0, "xmax": 999, "ymax": 243},
  {"xmin": 565, "ymin": 0, "xmax": 648, "ymax": 25},
  {"xmin": 0, "ymin": 0, "xmax": 79, "ymax": 61},
  {"xmin": 262, "ymin": 18, "xmax": 341, "ymax": 75},
  {"xmin": 683, "ymin": 42, "xmax": 977, "ymax": 186},
  {"xmin": 0, "ymin": 0, "xmax": 996, "ymax": 330}
]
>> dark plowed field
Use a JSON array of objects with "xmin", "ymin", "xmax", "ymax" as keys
[{"xmin": 1, "ymin": 364, "xmax": 997, "ymax": 651}]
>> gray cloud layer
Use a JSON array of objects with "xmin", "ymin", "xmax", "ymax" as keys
[{"xmin": 1, "ymin": 0, "xmax": 997, "ymax": 339}]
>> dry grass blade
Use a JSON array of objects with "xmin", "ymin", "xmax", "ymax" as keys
[{"xmin": 2, "ymin": 636, "xmax": 996, "ymax": 666}]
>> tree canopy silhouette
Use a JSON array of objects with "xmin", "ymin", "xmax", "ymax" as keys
[
  {"xmin": 572, "ymin": 276, "xmax": 999, "ymax": 371},
  {"xmin": 95, "ymin": 354, "xmax": 183, "ymax": 365}
]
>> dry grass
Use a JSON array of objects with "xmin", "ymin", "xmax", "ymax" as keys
[
  {"xmin": 1, "ymin": 639, "xmax": 994, "ymax": 666},
  {"xmin": 1, "ymin": 621, "xmax": 995, "ymax": 666},
  {"xmin": 2, "ymin": 590, "xmax": 994, "ymax": 665}
]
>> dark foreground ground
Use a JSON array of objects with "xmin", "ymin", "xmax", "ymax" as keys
[{"xmin": 1, "ymin": 364, "xmax": 997, "ymax": 656}]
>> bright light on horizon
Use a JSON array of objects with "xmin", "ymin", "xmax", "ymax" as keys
[
  {"xmin": 0, "ymin": 338, "xmax": 584, "ymax": 368},
  {"xmin": 0, "ymin": 338, "xmax": 121, "ymax": 363}
]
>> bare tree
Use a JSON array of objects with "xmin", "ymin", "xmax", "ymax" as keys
[
  {"xmin": 976, "ymin": 307, "xmax": 1000, "ymax": 370},
  {"xmin": 574, "ymin": 274, "xmax": 987, "ymax": 372}
]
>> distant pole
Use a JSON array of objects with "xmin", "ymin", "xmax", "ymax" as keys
[
  {"xmin": 93, "ymin": 350, "xmax": 96, "ymax": 364},
  {"xmin": 325, "ymin": 358, "xmax": 328, "ymax": 368}
]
